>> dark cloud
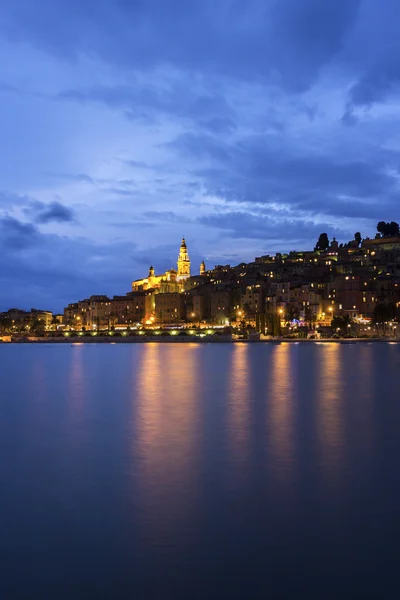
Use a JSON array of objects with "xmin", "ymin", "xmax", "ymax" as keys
[
  {"xmin": 348, "ymin": 57, "xmax": 400, "ymax": 108},
  {"xmin": 24, "ymin": 200, "xmax": 76, "ymax": 223},
  {"xmin": 168, "ymin": 129, "xmax": 400, "ymax": 222},
  {"xmin": 0, "ymin": 215, "xmax": 38, "ymax": 249},
  {"xmin": 1, "ymin": 0, "xmax": 360, "ymax": 90},
  {"xmin": 0, "ymin": 215, "xmax": 148, "ymax": 310}
]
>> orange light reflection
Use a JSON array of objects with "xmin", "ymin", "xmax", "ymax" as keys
[
  {"xmin": 228, "ymin": 344, "xmax": 250, "ymax": 471},
  {"xmin": 317, "ymin": 343, "xmax": 344, "ymax": 480},
  {"xmin": 267, "ymin": 343, "xmax": 294, "ymax": 483},
  {"xmin": 134, "ymin": 343, "xmax": 200, "ymax": 544}
]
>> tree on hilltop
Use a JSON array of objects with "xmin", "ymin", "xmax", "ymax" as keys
[
  {"xmin": 315, "ymin": 233, "xmax": 329, "ymax": 251},
  {"xmin": 377, "ymin": 221, "xmax": 400, "ymax": 238}
]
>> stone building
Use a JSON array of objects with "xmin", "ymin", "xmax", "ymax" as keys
[{"xmin": 155, "ymin": 293, "xmax": 185, "ymax": 323}]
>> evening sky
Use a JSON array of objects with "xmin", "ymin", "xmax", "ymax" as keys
[{"xmin": 1, "ymin": 0, "xmax": 399, "ymax": 310}]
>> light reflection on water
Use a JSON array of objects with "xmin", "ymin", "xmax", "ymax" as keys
[
  {"xmin": 1, "ymin": 342, "xmax": 400, "ymax": 599},
  {"xmin": 134, "ymin": 343, "xmax": 200, "ymax": 545},
  {"xmin": 317, "ymin": 343, "xmax": 344, "ymax": 474},
  {"xmin": 267, "ymin": 343, "xmax": 295, "ymax": 484},
  {"xmin": 228, "ymin": 344, "xmax": 251, "ymax": 469}
]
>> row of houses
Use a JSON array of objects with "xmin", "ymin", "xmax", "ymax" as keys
[
  {"xmin": 4, "ymin": 234, "xmax": 399, "ymax": 332},
  {"xmin": 63, "ymin": 271, "xmax": 400, "ymax": 329}
]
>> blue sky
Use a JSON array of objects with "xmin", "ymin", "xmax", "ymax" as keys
[{"xmin": 1, "ymin": 0, "xmax": 400, "ymax": 311}]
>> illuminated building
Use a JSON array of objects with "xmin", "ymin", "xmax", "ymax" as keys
[
  {"xmin": 177, "ymin": 237, "xmax": 191, "ymax": 280},
  {"xmin": 131, "ymin": 237, "xmax": 191, "ymax": 292},
  {"xmin": 58, "ymin": 229, "xmax": 400, "ymax": 334}
]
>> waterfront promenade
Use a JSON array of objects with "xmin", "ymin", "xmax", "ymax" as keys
[{"xmin": 2, "ymin": 335, "xmax": 399, "ymax": 344}]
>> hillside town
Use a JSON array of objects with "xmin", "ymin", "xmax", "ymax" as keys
[{"xmin": 2, "ymin": 223, "xmax": 400, "ymax": 339}]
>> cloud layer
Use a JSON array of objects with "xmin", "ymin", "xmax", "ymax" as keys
[{"xmin": 0, "ymin": 0, "xmax": 400, "ymax": 310}]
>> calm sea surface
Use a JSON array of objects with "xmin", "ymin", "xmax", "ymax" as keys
[{"xmin": 1, "ymin": 342, "xmax": 400, "ymax": 599}]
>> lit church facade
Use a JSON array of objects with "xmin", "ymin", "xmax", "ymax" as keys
[{"xmin": 132, "ymin": 238, "xmax": 203, "ymax": 293}]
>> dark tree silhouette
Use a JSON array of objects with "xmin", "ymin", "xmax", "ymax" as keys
[
  {"xmin": 304, "ymin": 306, "xmax": 316, "ymax": 329},
  {"xmin": 377, "ymin": 221, "xmax": 400, "ymax": 237},
  {"xmin": 331, "ymin": 314, "xmax": 351, "ymax": 335},
  {"xmin": 315, "ymin": 233, "xmax": 330, "ymax": 251},
  {"xmin": 354, "ymin": 232, "xmax": 362, "ymax": 246},
  {"xmin": 373, "ymin": 302, "xmax": 397, "ymax": 335},
  {"xmin": 377, "ymin": 221, "xmax": 386, "ymax": 236},
  {"xmin": 265, "ymin": 302, "xmax": 281, "ymax": 337}
]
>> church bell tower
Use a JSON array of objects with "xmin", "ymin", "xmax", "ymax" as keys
[{"xmin": 177, "ymin": 237, "xmax": 191, "ymax": 280}]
